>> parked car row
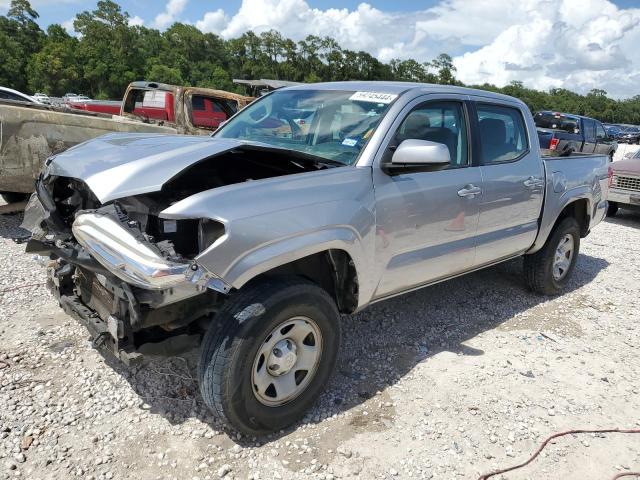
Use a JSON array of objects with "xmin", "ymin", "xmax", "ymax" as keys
[{"xmin": 604, "ymin": 123, "xmax": 640, "ymax": 144}]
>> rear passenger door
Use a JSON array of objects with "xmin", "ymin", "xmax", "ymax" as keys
[
  {"xmin": 582, "ymin": 119, "xmax": 597, "ymax": 153},
  {"xmin": 472, "ymin": 101, "xmax": 545, "ymax": 266}
]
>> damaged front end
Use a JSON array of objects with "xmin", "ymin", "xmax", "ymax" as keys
[{"xmin": 23, "ymin": 174, "xmax": 231, "ymax": 364}]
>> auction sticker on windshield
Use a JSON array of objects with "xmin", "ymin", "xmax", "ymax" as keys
[{"xmin": 349, "ymin": 91, "xmax": 398, "ymax": 104}]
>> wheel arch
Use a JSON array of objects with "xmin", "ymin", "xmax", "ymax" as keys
[
  {"xmin": 223, "ymin": 228, "xmax": 365, "ymax": 313},
  {"xmin": 528, "ymin": 196, "xmax": 591, "ymax": 254},
  {"xmin": 247, "ymin": 249, "xmax": 360, "ymax": 314}
]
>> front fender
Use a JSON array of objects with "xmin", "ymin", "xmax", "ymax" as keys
[
  {"xmin": 159, "ymin": 166, "xmax": 378, "ymax": 307},
  {"xmin": 223, "ymin": 226, "xmax": 366, "ymax": 289}
]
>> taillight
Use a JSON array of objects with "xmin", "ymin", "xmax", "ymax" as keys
[
  {"xmin": 608, "ymin": 166, "xmax": 613, "ymax": 187},
  {"xmin": 550, "ymin": 138, "xmax": 560, "ymax": 150}
]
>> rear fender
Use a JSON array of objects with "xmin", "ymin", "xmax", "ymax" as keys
[{"xmin": 528, "ymin": 182, "xmax": 593, "ymax": 254}]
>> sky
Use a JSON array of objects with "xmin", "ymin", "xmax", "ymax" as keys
[{"xmin": 1, "ymin": 0, "xmax": 639, "ymax": 98}]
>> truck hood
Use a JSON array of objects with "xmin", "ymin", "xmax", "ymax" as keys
[
  {"xmin": 46, "ymin": 133, "xmax": 249, "ymax": 203},
  {"xmin": 612, "ymin": 158, "xmax": 640, "ymax": 175}
]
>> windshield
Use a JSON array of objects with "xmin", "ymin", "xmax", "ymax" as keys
[{"xmin": 215, "ymin": 89, "xmax": 397, "ymax": 165}]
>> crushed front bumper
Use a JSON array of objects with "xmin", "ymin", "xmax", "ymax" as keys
[{"xmin": 47, "ymin": 264, "xmax": 143, "ymax": 365}]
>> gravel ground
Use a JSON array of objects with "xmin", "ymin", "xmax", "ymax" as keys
[{"xmin": 1, "ymin": 200, "xmax": 639, "ymax": 480}]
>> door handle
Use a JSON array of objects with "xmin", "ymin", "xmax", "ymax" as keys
[
  {"xmin": 523, "ymin": 176, "xmax": 544, "ymax": 188},
  {"xmin": 457, "ymin": 184, "xmax": 482, "ymax": 197}
]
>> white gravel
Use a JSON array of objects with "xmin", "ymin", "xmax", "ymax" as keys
[{"xmin": 1, "ymin": 201, "xmax": 639, "ymax": 480}]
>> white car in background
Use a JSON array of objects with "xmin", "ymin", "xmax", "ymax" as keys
[
  {"xmin": 0, "ymin": 86, "xmax": 41, "ymax": 104},
  {"xmin": 33, "ymin": 92, "xmax": 51, "ymax": 104}
]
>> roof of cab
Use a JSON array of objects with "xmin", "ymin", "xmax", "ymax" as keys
[{"xmin": 283, "ymin": 81, "xmax": 523, "ymax": 105}]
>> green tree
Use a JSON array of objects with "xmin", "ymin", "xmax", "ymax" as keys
[
  {"xmin": 0, "ymin": 0, "xmax": 44, "ymax": 91},
  {"xmin": 26, "ymin": 25, "xmax": 81, "ymax": 95}
]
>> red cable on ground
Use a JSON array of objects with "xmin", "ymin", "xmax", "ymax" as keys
[
  {"xmin": 478, "ymin": 428, "xmax": 640, "ymax": 480},
  {"xmin": 0, "ymin": 282, "xmax": 45, "ymax": 293},
  {"xmin": 611, "ymin": 473, "xmax": 640, "ymax": 479}
]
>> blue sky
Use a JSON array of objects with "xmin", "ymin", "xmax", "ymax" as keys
[
  {"xmin": 10, "ymin": 0, "xmax": 636, "ymax": 30},
  {"xmin": 2, "ymin": 0, "xmax": 639, "ymax": 98},
  {"xmin": 15, "ymin": 1, "xmax": 441, "ymax": 26}
]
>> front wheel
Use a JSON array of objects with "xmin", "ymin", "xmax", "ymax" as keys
[
  {"xmin": 606, "ymin": 202, "xmax": 618, "ymax": 217},
  {"xmin": 198, "ymin": 277, "xmax": 341, "ymax": 435},
  {"xmin": 523, "ymin": 217, "xmax": 580, "ymax": 295}
]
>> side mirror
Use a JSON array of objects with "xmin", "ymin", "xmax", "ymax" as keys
[
  {"xmin": 608, "ymin": 134, "xmax": 615, "ymax": 141},
  {"xmin": 383, "ymin": 139, "xmax": 450, "ymax": 175}
]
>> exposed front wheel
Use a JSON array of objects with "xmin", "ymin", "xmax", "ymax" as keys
[
  {"xmin": 198, "ymin": 277, "xmax": 341, "ymax": 435},
  {"xmin": 606, "ymin": 202, "xmax": 618, "ymax": 217},
  {"xmin": 523, "ymin": 217, "xmax": 580, "ymax": 295}
]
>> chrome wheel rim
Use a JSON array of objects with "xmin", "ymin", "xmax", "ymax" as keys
[
  {"xmin": 553, "ymin": 234, "xmax": 574, "ymax": 280},
  {"xmin": 251, "ymin": 316, "xmax": 322, "ymax": 407}
]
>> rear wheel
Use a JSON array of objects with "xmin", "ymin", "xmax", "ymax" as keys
[
  {"xmin": 524, "ymin": 217, "xmax": 580, "ymax": 295},
  {"xmin": 606, "ymin": 202, "xmax": 618, "ymax": 217},
  {"xmin": 198, "ymin": 277, "xmax": 341, "ymax": 435}
]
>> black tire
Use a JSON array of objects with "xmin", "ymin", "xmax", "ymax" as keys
[
  {"xmin": 198, "ymin": 277, "xmax": 341, "ymax": 435},
  {"xmin": 523, "ymin": 217, "xmax": 580, "ymax": 295},
  {"xmin": 606, "ymin": 202, "xmax": 618, "ymax": 217},
  {"xmin": 1, "ymin": 192, "xmax": 29, "ymax": 204}
]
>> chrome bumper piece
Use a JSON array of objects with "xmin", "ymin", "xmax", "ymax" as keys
[{"xmin": 609, "ymin": 188, "xmax": 640, "ymax": 206}]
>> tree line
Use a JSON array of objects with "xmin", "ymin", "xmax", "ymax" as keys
[{"xmin": 2, "ymin": 0, "xmax": 640, "ymax": 125}]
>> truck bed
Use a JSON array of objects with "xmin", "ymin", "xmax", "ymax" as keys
[{"xmin": 530, "ymin": 153, "xmax": 609, "ymax": 253}]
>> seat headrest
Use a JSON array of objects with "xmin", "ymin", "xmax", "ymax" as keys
[{"xmin": 479, "ymin": 118, "xmax": 506, "ymax": 145}]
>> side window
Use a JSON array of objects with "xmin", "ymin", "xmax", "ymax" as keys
[
  {"xmin": 595, "ymin": 122, "xmax": 607, "ymax": 140},
  {"xmin": 192, "ymin": 95, "xmax": 206, "ymax": 111},
  {"xmin": 191, "ymin": 96, "xmax": 238, "ymax": 130},
  {"xmin": 583, "ymin": 119, "xmax": 596, "ymax": 142},
  {"xmin": 476, "ymin": 104, "xmax": 528, "ymax": 164},
  {"xmin": 395, "ymin": 101, "xmax": 468, "ymax": 167}
]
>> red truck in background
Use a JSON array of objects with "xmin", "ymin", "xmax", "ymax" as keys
[{"xmin": 69, "ymin": 81, "xmax": 254, "ymax": 133}]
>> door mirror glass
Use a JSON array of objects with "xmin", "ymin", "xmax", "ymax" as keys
[{"xmin": 392, "ymin": 139, "xmax": 450, "ymax": 165}]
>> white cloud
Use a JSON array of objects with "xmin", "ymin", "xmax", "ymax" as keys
[
  {"xmin": 153, "ymin": 0, "xmax": 188, "ymax": 29},
  {"xmin": 451, "ymin": 0, "xmax": 640, "ymax": 98},
  {"xmin": 61, "ymin": 17, "xmax": 75, "ymax": 34},
  {"xmin": 195, "ymin": 9, "xmax": 227, "ymax": 33},
  {"xmin": 128, "ymin": 15, "xmax": 144, "ymax": 27},
  {"xmin": 191, "ymin": 0, "xmax": 640, "ymax": 98}
]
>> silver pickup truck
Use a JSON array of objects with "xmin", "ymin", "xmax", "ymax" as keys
[{"xmin": 22, "ymin": 82, "xmax": 610, "ymax": 435}]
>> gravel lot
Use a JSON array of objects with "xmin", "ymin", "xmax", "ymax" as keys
[{"xmin": 1, "ymin": 200, "xmax": 639, "ymax": 480}]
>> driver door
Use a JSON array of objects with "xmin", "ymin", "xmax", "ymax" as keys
[{"xmin": 372, "ymin": 98, "xmax": 482, "ymax": 299}]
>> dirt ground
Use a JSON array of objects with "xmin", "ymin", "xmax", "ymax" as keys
[{"xmin": 1, "ymin": 201, "xmax": 639, "ymax": 480}]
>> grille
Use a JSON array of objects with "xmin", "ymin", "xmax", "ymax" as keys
[{"xmin": 612, "ymin": 175, "xmax": 640, "ymax": 192}]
